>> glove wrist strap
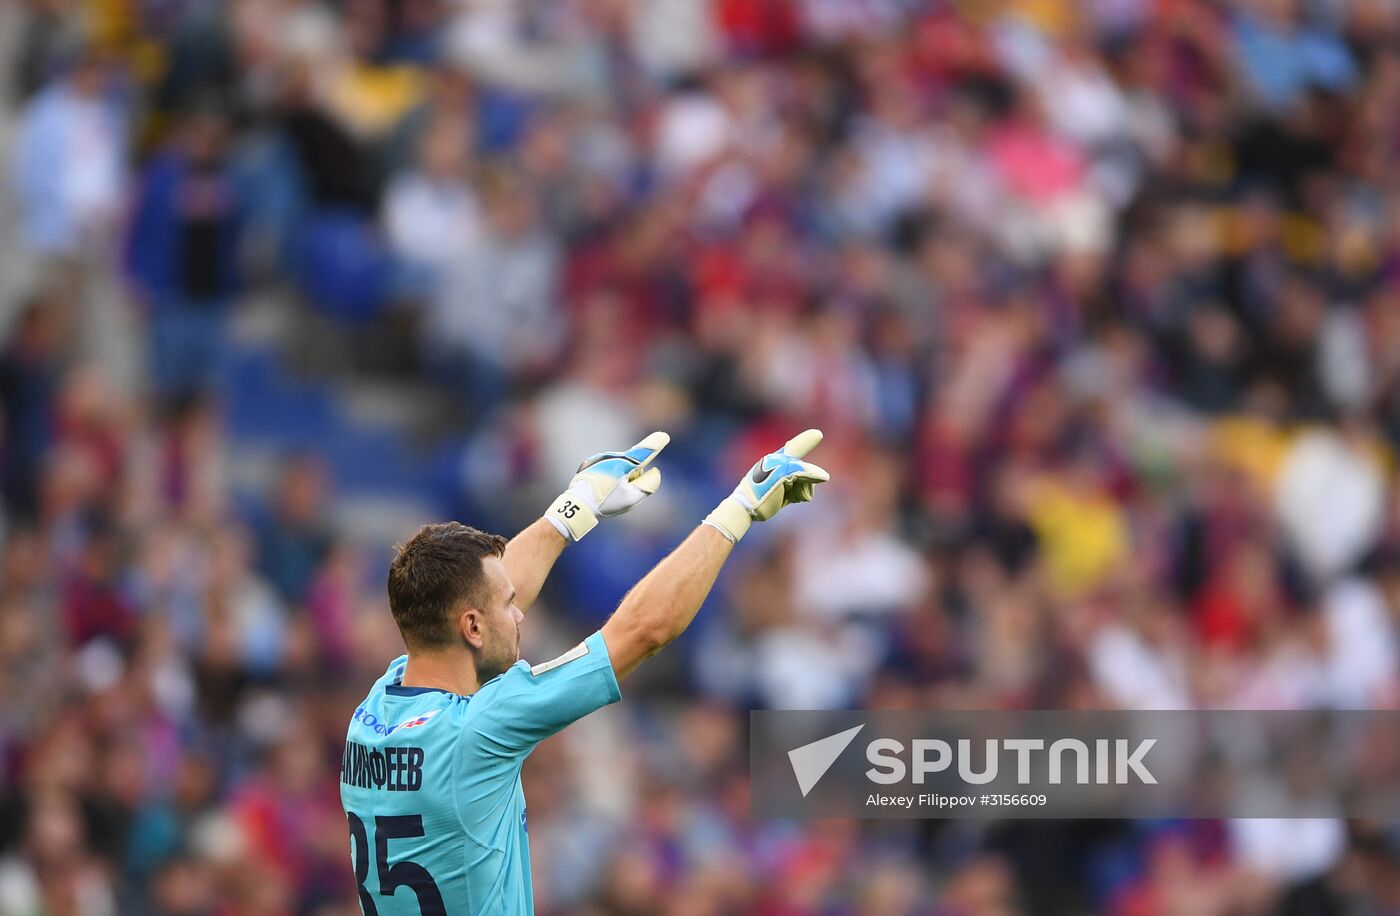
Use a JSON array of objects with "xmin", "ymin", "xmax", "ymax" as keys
[
  {"xmin": 545, "ymin": 490, "xmax": 599, "ymax": 541},
  {"xmin": 703, "ymin": 497, "xmax": 751, "ymax": 544}
]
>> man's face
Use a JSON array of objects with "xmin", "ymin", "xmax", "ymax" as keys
[{"xmin": 471, "ymin": 556, "xmax": 522, "ymax": 683}]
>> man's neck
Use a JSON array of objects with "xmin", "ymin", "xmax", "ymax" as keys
[{"xmin": 400, "ymin": 649, "xmax": 481, "ymax": 696}]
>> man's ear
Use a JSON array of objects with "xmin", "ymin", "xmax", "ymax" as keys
[{"xmin": 457, "ymin": 606, "xmax": 485, "ymax": 650}]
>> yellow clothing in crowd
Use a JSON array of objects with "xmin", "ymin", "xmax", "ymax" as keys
[
  {"xmin": 326, "ymin": 63, "xmax": 427, "ymax": 139},
  {"xmin": 1025, "ymin": 478, "xmax": 1129, "ymax": 598}
]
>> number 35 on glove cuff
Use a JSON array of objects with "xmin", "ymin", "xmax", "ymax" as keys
[{"xmin": 546, "ymin": 491, "xmax": 600, "ymax": 541}]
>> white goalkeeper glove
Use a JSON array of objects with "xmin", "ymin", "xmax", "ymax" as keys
[
  {"xmin": 703, "ymin": 428, "xmax": 830, "ymax": 543},
  {"xmin": 545, "ymin": 432, "xmax": 670, "ymax": 541}
]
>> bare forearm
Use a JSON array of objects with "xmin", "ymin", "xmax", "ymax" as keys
[
  {"xmin": 601, "ymin": 525, "xmax": 733, "ymax": 680},
  {"xmin": 502, "ymin": 517, "xmax": 567, "ymax": 613}
]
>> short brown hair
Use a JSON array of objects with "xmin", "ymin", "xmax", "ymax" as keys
[{"xmin": 387, "ymin": 522, "xmax": 507, "ymax": 650}]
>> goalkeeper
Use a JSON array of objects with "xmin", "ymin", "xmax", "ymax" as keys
[{"xmin": 339, "ymin": 429, "xmax": 829, "ymax": 916}]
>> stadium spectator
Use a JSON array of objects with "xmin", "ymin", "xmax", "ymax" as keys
[
  {"xmin": 125, "ymin": 102, "xmax": 245, "ymax": 402},
  {"xmin": 11, "ymin": 45, "xmax": 126, "ymax": 258}
]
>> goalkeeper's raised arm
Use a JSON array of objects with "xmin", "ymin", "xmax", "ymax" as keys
[
  {"xmin": 340, "ymin": 428, "xmax": 826, "ymax": 916},
  {"xmin": 601, "ymin": 428, "xmax": 829, "ymax": 680}
]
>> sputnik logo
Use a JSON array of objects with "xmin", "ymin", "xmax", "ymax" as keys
[{"xmin": 787, "ymin": 725, "xmax": 864, "ymax": 797}]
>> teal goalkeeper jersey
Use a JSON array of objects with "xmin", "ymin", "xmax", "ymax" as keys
[{"xmin": 340, "ymin": 631, "xmax": 622, "ymax": 916}]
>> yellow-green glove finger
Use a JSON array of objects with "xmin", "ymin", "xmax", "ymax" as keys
[
  {"xmin": 781, "ymin": 428, "xmax": 824, "ymax": 459},
  {"xmin": 624, "ymin": 431, "xmax": 671, "ymax": 477},
  {"xmin": 787, "ymin": 461, "xmax": 829, "ymax": 504},
  {"xmin": 632, "ymin": 466, "xmax": 662, "ymax": 495}
]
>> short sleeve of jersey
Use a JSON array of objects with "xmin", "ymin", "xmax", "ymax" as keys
[{"xmin": 466, "ymin": 630, "xmax": 621, "ymax": 756}]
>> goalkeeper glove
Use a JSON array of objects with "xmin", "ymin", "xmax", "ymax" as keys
[
  {"xmin": 545, "ymin": 431, "xmax": 669, "ymax": 541},
  {"xmin": 703, "ymin": 428, "xmax": 830, "ymax": 543}
]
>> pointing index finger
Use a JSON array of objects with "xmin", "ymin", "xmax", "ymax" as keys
[
  {"xmin": 625, "ymin": 431, "xmax": 670, "ymax": 476},
  {"xmin": 781, "ymin": 428, "xmax": 823, "ymax": 459}
]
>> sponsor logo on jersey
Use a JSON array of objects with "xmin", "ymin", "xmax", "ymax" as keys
[
  {"xmin": 353, "ymin": 707, "xmax": 400, "ymax": 736},
  {"xmin": 353, "ymin": 706, "xmax": 441, "ymax": 736}
]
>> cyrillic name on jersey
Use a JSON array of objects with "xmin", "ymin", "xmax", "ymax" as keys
[{"xmin": 340, "ymin": 741, "xmax": 425, "ymax": 791}]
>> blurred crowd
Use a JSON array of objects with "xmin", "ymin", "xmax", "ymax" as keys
[{"xmin": 4, "ymin": 0, "xmax": 1400, "ymax": 913}]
